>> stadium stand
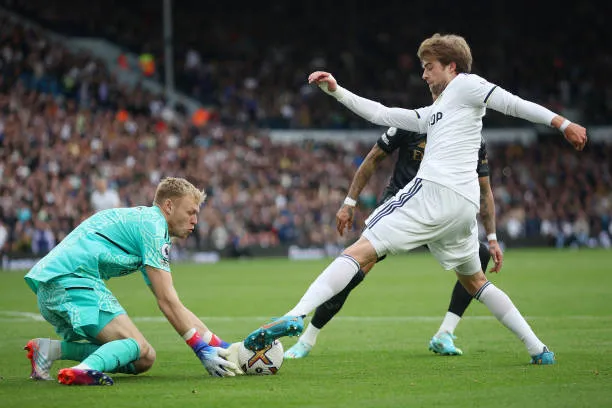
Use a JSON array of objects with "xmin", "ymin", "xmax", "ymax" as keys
[
  {"xmin": 0, "ymin": 2, "xmax": 610, "ymax": 262},
  {"xmin": 3, "ymin": 0, "xmax": 611, "ymax": 127}
]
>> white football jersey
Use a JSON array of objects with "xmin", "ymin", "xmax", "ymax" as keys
[
  {"xmin": 332, "ymin": 72, "xmax": 556, "ymax": 206},
  {"xmin": 413, "ymin": 74, "xmax": 495, "ymax": 206}
]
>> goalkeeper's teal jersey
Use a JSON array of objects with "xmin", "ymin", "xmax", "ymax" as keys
[{"xmin": 25, "ymin": 206, "xmax": 171, "ymax": 293}]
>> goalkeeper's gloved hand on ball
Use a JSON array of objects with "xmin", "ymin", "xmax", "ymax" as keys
[
  {"xmin": 196, "ymin": 345, "xmax": 243, "ymax": 377},
  {"xmin": 184, "ymin": 329, "xmax": 243, "ymax": 377}
]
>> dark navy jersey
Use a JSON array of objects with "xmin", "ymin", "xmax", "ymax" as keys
[{"xmin": 377, "ymin": 127, "xmax": 489, "ymax": 201}]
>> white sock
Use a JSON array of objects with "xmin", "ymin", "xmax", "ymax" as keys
[
  {"xmin": 476, "ymin": 282, "xmax": 546, "ymax": 356},
  {"xmin": 299, "ymin": 324, "xmax": 321, "ymax": 347},
  {"xmin": 74, "ymin": 363, "xmax": 92, "ymax": 370},
  {"xmin": 436, "ymin": 312, "xmax": 462, "ymax": 337},
  {"xmin": 286, "ymin": 255, "xmax": 360, "ymax": 317}
]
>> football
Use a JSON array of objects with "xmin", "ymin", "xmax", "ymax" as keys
[{"xmin": 238, "ymin": 340, "xmax": 284, "ymax": 375}]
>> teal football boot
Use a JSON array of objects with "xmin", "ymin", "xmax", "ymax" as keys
[
  {"xmin": 284, "ymin": 341, "xmax": 313, "ymax": 359},
  {"xmin": 530, "ymin": 347, "xmax": 555, "ymax": 365},
  {"xmin": 428, "ymin": 332, "xmax": 463, "ymax": 356},
  {"xmin": 244, "ymin": 316, "xmax": 304, "ymax": 351}
]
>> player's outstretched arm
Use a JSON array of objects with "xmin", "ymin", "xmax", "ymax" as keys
[
  {"xmin": 336, "ymin": 144, "xmax": 388, "ymax": 236},
  {"xmin": 485, "ymin": 87, "xmax": 587, "ymax": 151},
  {"xmin": 308, "ymin": 71, "xmax": 424, "ymax": 133},
  {"xmin": 146, "ymin": 266, "xmax": 242, "ymax": 376},
  {"xmin": 478, "ymin": 176, "xmax": 503, "ymax": 272}
]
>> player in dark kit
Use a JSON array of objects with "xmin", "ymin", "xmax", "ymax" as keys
[{"xmin": 284, "ymin": 127, "xmax": 503, "ymax": 359}]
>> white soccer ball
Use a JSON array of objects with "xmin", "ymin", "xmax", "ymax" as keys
[{"xmin": 238, "ymin": 340, "xmax": 284, "ymax": 375}]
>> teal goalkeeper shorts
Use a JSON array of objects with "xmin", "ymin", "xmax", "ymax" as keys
[{"xmin": 36, "ymin": 275, "xmax": 126, "ymax": 343}]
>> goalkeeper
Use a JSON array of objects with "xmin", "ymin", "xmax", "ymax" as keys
[{"xmin": 24, "ymin": 177, "xmax": 242, "ymax": 386}]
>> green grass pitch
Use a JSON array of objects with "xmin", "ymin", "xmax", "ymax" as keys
[{"xmin": 0, "ymin": 248, "xmax": 611, "ymax": 407}]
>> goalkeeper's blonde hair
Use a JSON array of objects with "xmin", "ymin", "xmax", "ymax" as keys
[{"xmin": 154, "ymin": 177, "xmax": 206, "ymax": 206}]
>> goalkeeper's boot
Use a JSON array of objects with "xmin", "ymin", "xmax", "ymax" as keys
[
  {"xmin": 24, "ymin": 338, "xmax": 54, "ymax": 380},
  {"xmin": 530, "ymin": 347, "xmax": 555, "ymax": 365},
  {"xmin": 58, "ymin": 368, "xmax": 114, "ymax": 386},
  {"xmin": 284, "ymin": 340, "xmax": 313, "ymax": 359},
  {"xmin": 428, "ymin": 332, "xmax": 463, "ymax": 356},
  {"xmin": 244, "ymin": 315, "xmax": 304, "ymax": 351}
]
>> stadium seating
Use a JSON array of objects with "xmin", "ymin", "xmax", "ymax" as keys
[{"xmin": 0, "ymin": 2, "xmax": 610, "ymax": 257}]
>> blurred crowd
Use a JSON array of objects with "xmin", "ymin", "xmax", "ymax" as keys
[
  {"xmin": 3, "ymin": 0, "xmax": 611, "ymax": 128},
  {"xmin": 490, "ymin": 139, "xmax": 612, "ymax": 249},
  {"xmin": 0, "ymin": 3, "xmax": 611, "ymax": 258}
]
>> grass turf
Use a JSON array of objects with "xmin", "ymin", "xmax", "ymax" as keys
[{"xmin": 0, "ymin": 248, "xmax": 610, "ymax": 407}]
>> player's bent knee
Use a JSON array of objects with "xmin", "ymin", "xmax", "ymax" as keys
[
  {"xmin": 359, "ymin": 255, "xmax": 382, "ymax": 274},
  {"xmin": 361, "ymin": 262, "xmax": 374, "ymax": 274},
  {"xmin": 342, "ymin": 236, "xmax": 379, "ymax": 266},
  {"xmin": 134, "ymin": 341, "xmax": 156, "ymax": 373},
  {"xmin": 456, "ymin": 271, "xmax": 488, "ymax": 296},
  {"xmin": 138, "ymin": 341, "xmax": 156, "ymax": 363}
]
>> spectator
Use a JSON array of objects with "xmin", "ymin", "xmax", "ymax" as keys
[
  {"xmin": 205, "ymin": 208, "xmax": 230, "ymax": 252},
  {"xmin": 91, "ymin": 178, "xmax": 121, "ymax": 212},
  {"xmin": 572, "ymin": 211, "xmax": 590, "ymax": 247},
  {"xmin": 31, "ymin": 219, "xmax": 55, "ymax": 254},
  {"xmin": 0, "ymin": 219, "xmax": 8, "ymax": 253},
  {"xmin": 11, "ymin": 221, "xmax": 32, "ymax": 253}
]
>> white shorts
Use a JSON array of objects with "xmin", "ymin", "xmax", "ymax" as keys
[{"xmin": 362, "ymin": 178, "xmax": 480, "ymax": 273}]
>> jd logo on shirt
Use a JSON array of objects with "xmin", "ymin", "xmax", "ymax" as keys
[{"xmin": 429, "ymin": 112, "xmax": 443, "ymax": 125}]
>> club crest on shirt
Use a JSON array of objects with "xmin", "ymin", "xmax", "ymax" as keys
[{"xmin": 160, "ymin": 243, "xmax": 170, "ymax": 260}]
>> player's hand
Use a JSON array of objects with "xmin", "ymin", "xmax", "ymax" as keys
[
  {"xmin": 196, "ymin": 345, "xmax": 243, "ymax": 377},
  {"xmin": 563, "ymin": 123, "xmax": 587, "ymax": 151},
  {"xmin": 216, "ymin": 346, "xmax": 244, "ymax": 375},
  {"xmin": 225, "ymin": 342, "xmax": 242, "ymax": 369},
  {"xmin": 336, "ymin": 204, "xmax": 355, "ymax": 236},
  {"xmin": 488, "ymin": 241, "xmax": 504, "ymax": 273},
  {"xmin": 308, "ymin": 71, "xmax": 338, "ymax": 93}
]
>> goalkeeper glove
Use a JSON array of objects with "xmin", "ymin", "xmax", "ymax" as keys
[{"xmin": 183, "ymin": 328, "xmax": 242, "ymax": 377}]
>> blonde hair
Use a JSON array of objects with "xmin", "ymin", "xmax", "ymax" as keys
[
  {"xmin": 417, "ymin": 33, "xmax": 473, "ymax": 74},
  {"xmin": 154, "ymin": 177, "xmax": 206, "ymax": 206}
]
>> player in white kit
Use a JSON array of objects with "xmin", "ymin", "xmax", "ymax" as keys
[{"xmin": 243, "ymin": 33, "xmax": 587, "ymax": 364}]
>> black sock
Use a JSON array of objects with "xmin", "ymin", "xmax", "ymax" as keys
[
  {"xmin": 448, "ymin": 242, "xmax": 491, "ymax": 317},
  {"xmin": 310, "ymin": 269, "xmax": 366, "ymax": 329},
  {"xmin": 478, "ymin": 242, "xmax": 492, "ymax": 273}
]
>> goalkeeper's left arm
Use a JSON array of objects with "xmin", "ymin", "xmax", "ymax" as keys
[{"xmin": 145, "ymin": 265, "xmax": 242, "ymax": 376}]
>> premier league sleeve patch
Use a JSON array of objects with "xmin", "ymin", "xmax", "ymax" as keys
[{"xmin": 160, "ymin": 243, "xmax": 170, "ymax": 261}]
